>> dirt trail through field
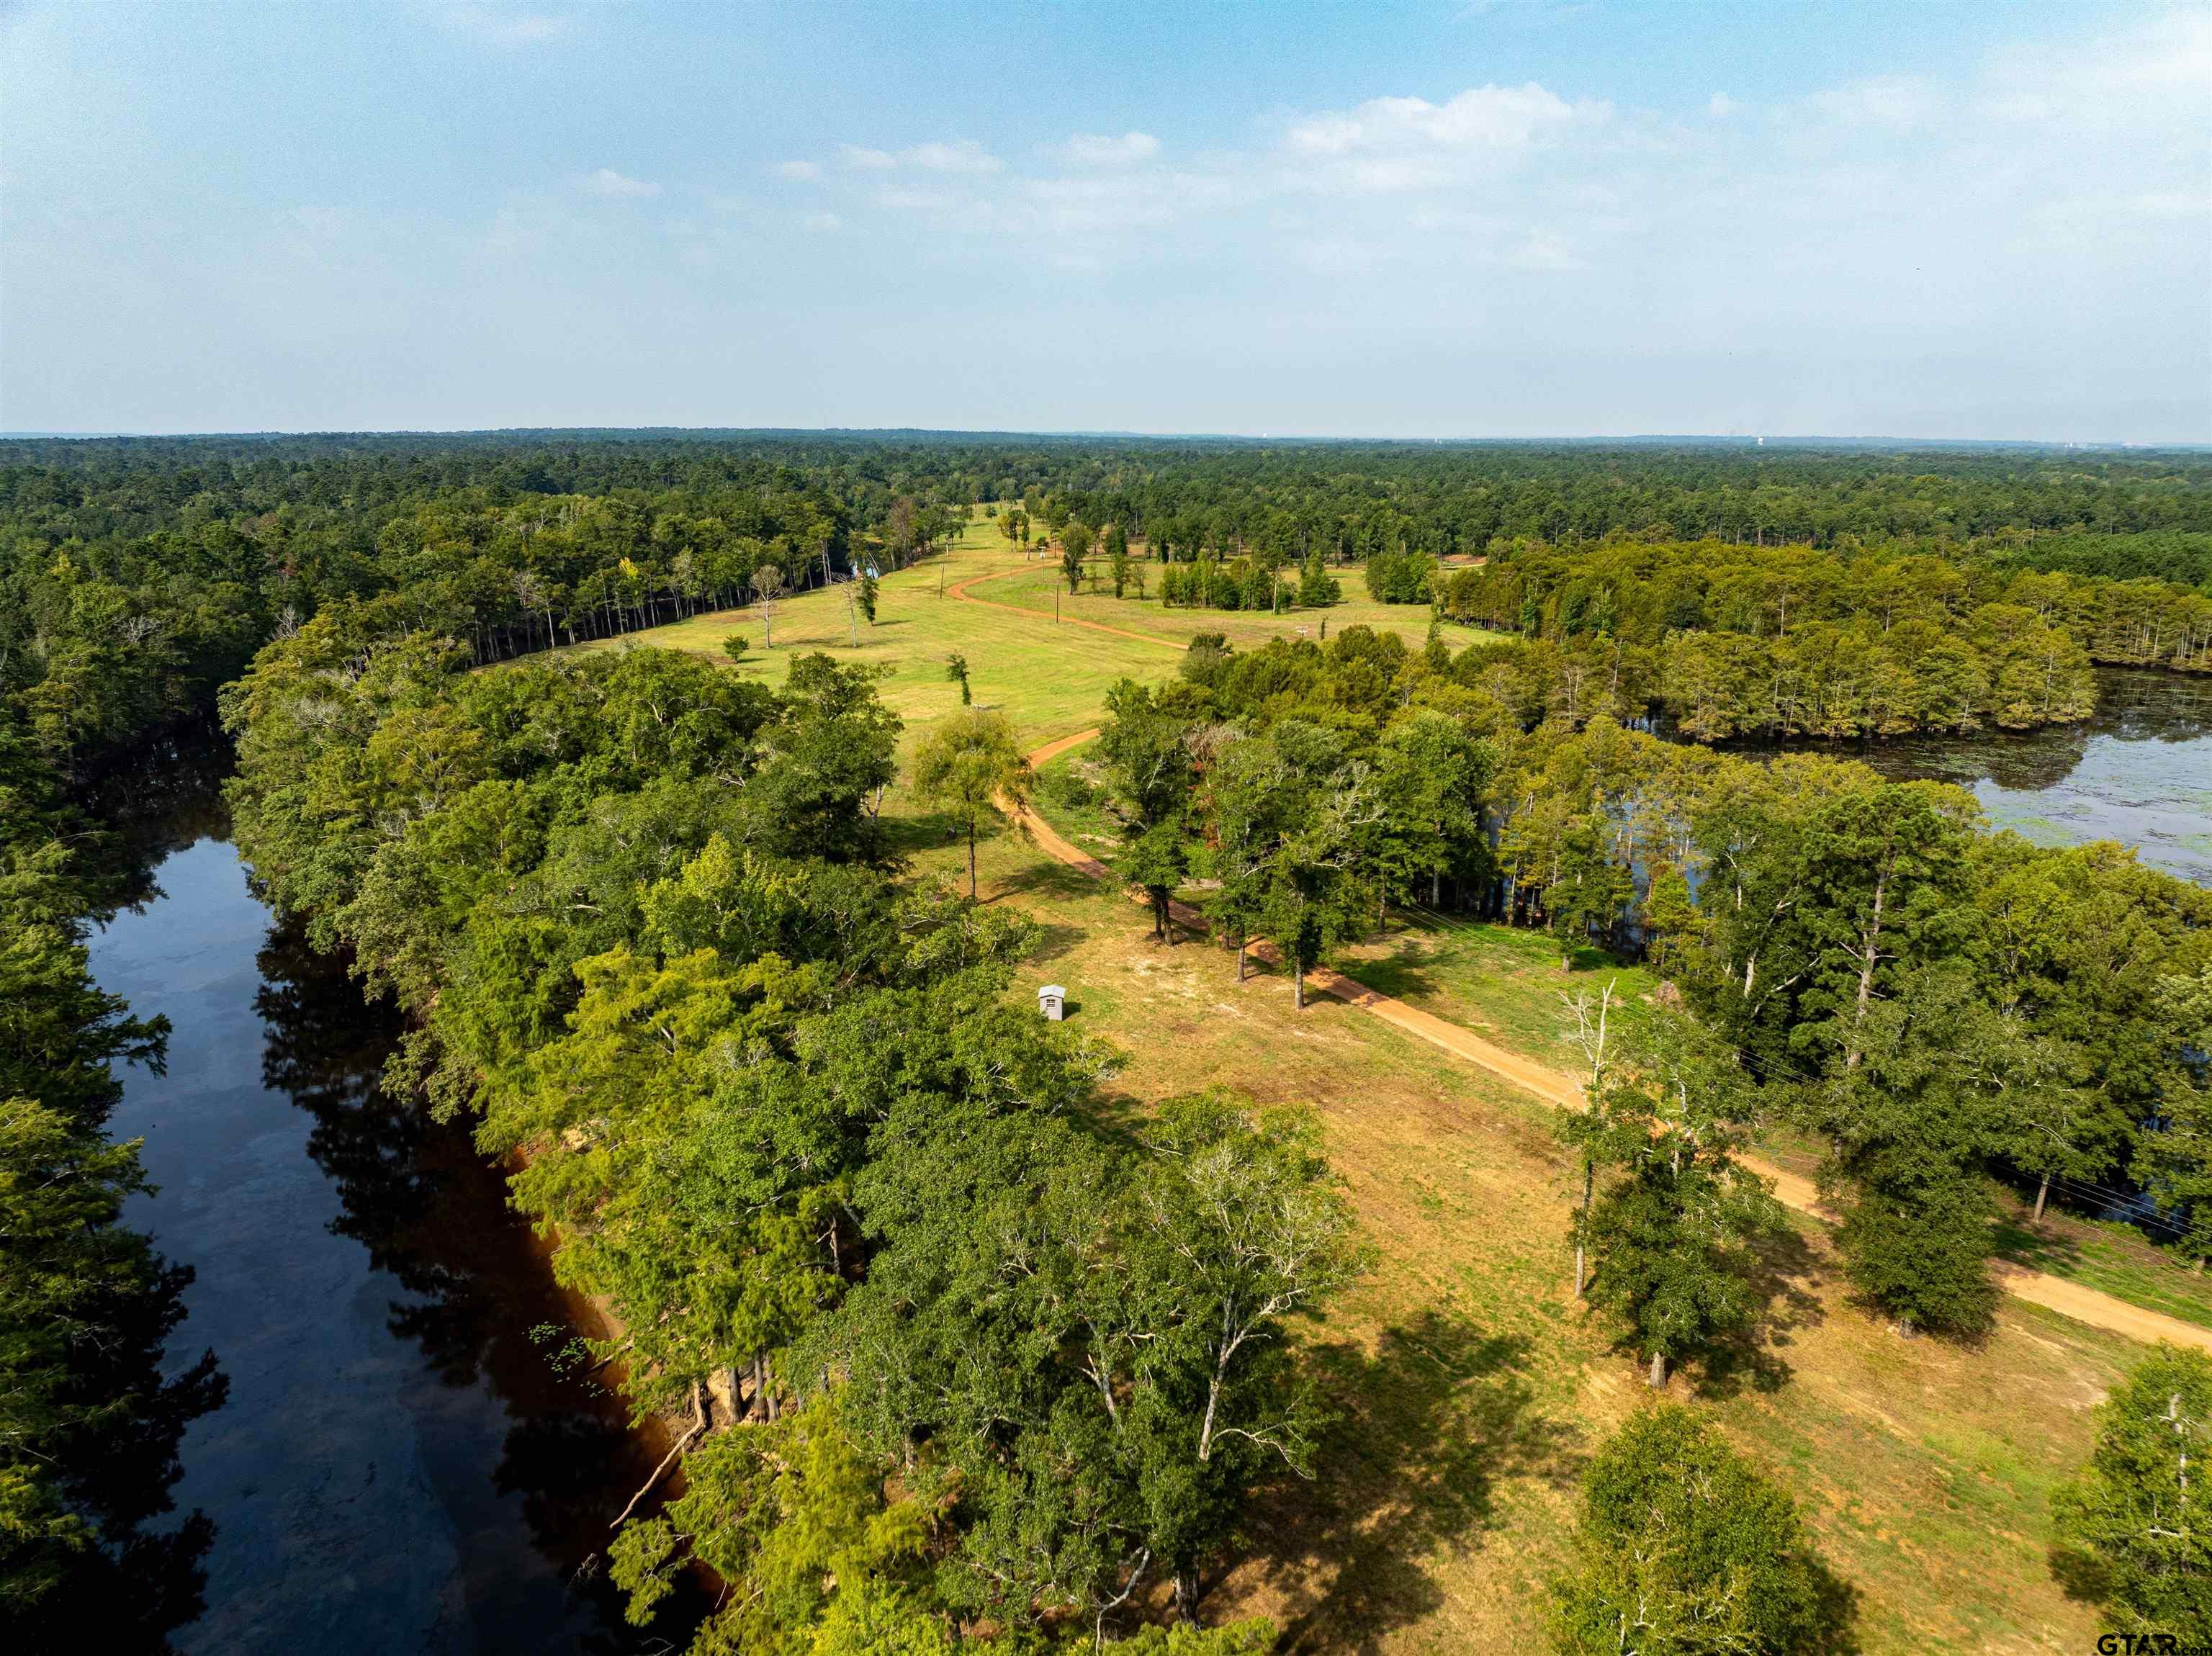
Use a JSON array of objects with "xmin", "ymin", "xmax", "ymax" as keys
[{"xmin": 999, "ymin": 725, "xmax": 2212, "ymax": 1356}]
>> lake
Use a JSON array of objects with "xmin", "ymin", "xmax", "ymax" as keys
[{"xmin": 1851, "ymin": 667, "xmax": 2212, "ymax": 887}]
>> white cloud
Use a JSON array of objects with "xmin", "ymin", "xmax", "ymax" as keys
[
  {"xmin": 1977, "ymin": 7, "xmax": 2211, "ymax": 130},
  {"xmin": 1508, "ymin": 230, "xmax": 1583, "ymax": 271},
  {"xmin": 876, "ymin": 187, "xmax": 955, "ymax": 212},
  {"xmin": 578, "ymin": 167, "xmax": 661, "ymax": 199},
  {"xmin": 439, "ymin": 8, "xmax": 572, "ymax": 48},
  {"xmin": 842, "ymin": 140, "xmax": 1000, "ymax": 174},
  {"xmin": 901, "ymin": 140, "xmax": 1002, "ymax": 174},
  {"xmin": 1804, "ymin": 74, "xmax": 1939, "ymax": 131},
  {"xmin": 775, "ymin": 160, "xmax": 822, "ymax": 183},
  {"xmin": 1064, "ymin": 131, "xmax": 1161, "ymax": 166},
  {"xmin": 1287, "ymin": 84, "xmax": 1598, "ymax": 158},
  {"xmin": 1025, "ymin": 167, "xmax": 1233, "ymax": 235},
  {"xmin": 801, "ymin": 210, "xmax": 842, "ymax": 232},
  {"xmin": 1707, "ymin": 92, "xmax": 1738, "ymax": 119},
  {"xmin": 1279, "ymin": 83, "xmax": 1609, "ymax": 194}
]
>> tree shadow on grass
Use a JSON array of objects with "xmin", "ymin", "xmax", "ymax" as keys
[
  {"xmin": 879, "ymin": 806, "xmax": 965, "ymax": 858},
  {"xmin": 1990, "ymin": 1212, "xmax": 2087, "ymax": 1279},
  {"xmin": 1019, "ymin": 922, "xmax": 1086, "ymax": 967},
  {"xmin": 1332, "ymin": 942, "xmax": 1440, "ymax": 1007},
  {"xmin": 990, "ymin": 858, "xmax": 1112, "ymax": 904},
  {"xmin": 1690, "ymin": 1222, "xmax": 1828, "ymax": 1400},
  {"xmin": 1555, "ymin": 939, "xmax": 1635, "ymax": 975},
  {"xmin": 1246, "ymin": 1310, "xmax": 1578, "ymax": 1654}
]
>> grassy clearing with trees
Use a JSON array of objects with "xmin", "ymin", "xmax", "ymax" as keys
[{"xmin": 914, "ymin": 817, "xmax": 2145, "ymax": 1651}]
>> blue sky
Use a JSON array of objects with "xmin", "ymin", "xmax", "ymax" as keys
[{"xmin": 4, "ymin": 1, "xmax": 2207, "ymax": 440}]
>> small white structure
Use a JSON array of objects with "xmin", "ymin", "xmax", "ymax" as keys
[{"xmin": 1038, "ymin": 984, "xmax": 1066, "ymax": 1022}]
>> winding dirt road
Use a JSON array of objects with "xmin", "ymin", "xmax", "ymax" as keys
[{"xmin": 998, "ymin": 715, "xmax": 2212, "ymax": 1356}]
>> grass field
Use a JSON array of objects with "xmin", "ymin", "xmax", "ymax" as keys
[
  {"xmin": 598, "ymin": 514, "xmax": 2170, "ymax": 1648},
  {"xmin": 960, "ymin": 534, "xmax": 1477, "ymax": 654},
  {"xmin": 577, "ymin": 515, "xmax": 1449, "ymax": 751},
  {"xmin": 893, "ymin": 814, "xmax": 2120, "ymax": 1654}
]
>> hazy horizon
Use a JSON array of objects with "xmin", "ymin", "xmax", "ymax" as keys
[{"xmin": 3, "ymin": 426, "xmax": 2205, "ymax": 452}]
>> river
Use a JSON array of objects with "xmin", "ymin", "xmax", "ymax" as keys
[{"xmin": 89, "ymin": 825, "xmax": 704, "ymax": 1655}]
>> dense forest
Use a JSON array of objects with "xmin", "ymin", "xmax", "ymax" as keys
[
  {"xmin": 5, "ymin": 432, "xmax": 2212, "ymax": 1648},
  {"xmin": 8, "ymin": 432, "xmax": 2206, "ymax": 762},
  {"xmin": 1434, "ymin": 540, "xmax": 2212, "ymax": 739}
]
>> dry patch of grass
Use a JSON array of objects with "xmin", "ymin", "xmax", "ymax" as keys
[{"xmin": 903, "ymin": 818, "xmax": 2113, "ymax": 1655}]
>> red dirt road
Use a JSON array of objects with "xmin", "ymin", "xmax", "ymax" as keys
[{"xmin": 999, "ymin": 723, "xmax": 2212, "ymax": 1356}]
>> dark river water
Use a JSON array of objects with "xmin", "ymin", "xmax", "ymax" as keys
[{"xmin": 89, "ymin": 830, "xmax": 703, "ymax": 1655}]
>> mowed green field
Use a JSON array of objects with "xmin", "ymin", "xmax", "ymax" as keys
[
  {"xmin": 575, "ymin": 514, "xmax": 1451, "ymax": 750},
  {"xmin": 961, "ymin": 532, "xmax": 1483, "ymax": 652}
]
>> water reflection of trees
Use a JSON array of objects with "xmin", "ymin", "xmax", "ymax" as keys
[
  {"xmin": 10, "ymin": 1266, "xmax": 228, "ymax": 1656},
  {"xmin": 1856, "ymin": 667, "xmax": 2212, "ymax": 795},
  {"xmin": 251, "ymin": 924, "xmax": 705, "ymax": 1650},
  {"xmin": 12, "ymin": 734, "xmax": 233, "ymax": 1655},
  {"xmin": 76, "ymin": 724, "xmax": 236, "ymax": 917}
]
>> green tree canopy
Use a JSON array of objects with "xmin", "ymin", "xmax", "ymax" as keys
[
  {"xmin": 2053, "ymin": 1344, "xmax": 2212, "ymax": 1638},
  {"xmin": 910, "ymin": 709, "xmax": 1033, "ymax": 900},
  {"xmin": 1552, "ymin": 1405, "xmax": 1853, "ymax": 1655}
]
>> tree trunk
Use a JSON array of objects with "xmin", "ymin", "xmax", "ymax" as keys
[
  {"xmin": 968, "ymin": 825, "xmax": 979, "ymax": 901},
  {"xmin": 1173, "ymin": 1571, "xmax": 1199, "ymax": 1625},
  {"xmin": 1236, "ymin": 937, "xmax": 1247, "ymax": 981},
  {"xmin": 1293, "ymin": 963, "xmax": 1306, "ymax": 1010},
  {"xmin": 1846, "ymin": 869, "xmax": 1888, "ymax": 1071},
  {"xmin": 1573, "ymin": 1155, "xmax": 1594, "ymax": 1296},
  {"xmin": 1647, "ymin": 1349, "xmax": 1668, "ymax": 1390},
  {"xmin": 2034, "ymin": 1171, "xmax": 2050, "ymax": 1224},
  {"xmin": 612, "ymin": 1383, "xmax": 706, "ymax": 1528}
]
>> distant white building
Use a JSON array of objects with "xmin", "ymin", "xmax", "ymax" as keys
[{"xmin": 1038, "ymin": 984, "xmax": 1066, "ymax": 1021}]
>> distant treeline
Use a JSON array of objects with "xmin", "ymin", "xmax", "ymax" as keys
[
  {"xmin": 1429, "ymin": 539, "xmax": 2211, "ymax": 739},
  {"xmin": 5, "ymin": 435, "xmax": 2210, "ymax": 778},
  {"xmin": 9, "ymin": 432, "xmax": 2211, "ymax": 554}
]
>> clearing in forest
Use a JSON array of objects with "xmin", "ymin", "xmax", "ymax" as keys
[{"xmin": 580, "ymin": 514, "xmax": 1449, "ymax": 750}]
